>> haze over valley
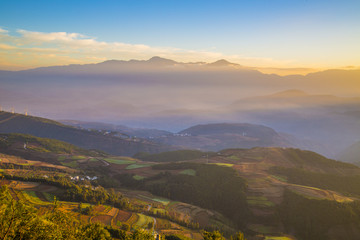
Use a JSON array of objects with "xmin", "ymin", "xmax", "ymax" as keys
[
  {"xmin": 1, "ymin": 58, "xmax": 360, "ymax": 157},
  {"xmin": 1, "ymin": 1, "xmax": 360, "ymax": 239}
]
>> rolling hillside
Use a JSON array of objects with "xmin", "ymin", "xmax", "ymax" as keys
[
  {"xmin": 0, "ymin": 111, "xmax": 176, "ymax": 156},
  {"xmin": 115, "ymin": 147, "xmax": 360, "ymax": 240},
  {"xmin": 2, "ymin": 130, "xmax": 360, "ymax": 239}
]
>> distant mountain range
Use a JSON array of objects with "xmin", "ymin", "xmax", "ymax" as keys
[
  {"xmin": 1, "ymin": 57, "xmax": 359, "ymax": 158},
  {"xmin": 0, "ymin": 56, "xmax": 249, "ymax": 75}
]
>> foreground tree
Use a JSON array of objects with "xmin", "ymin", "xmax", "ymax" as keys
[
  {"xmin": 203, "ymin": 230, "xmax": 226, "ymax": 240},
  {"xmin": 0, "ymin": 186, "xmax": 111, "ymax": 240},
  {"xmin": 231, "ymin": 232, "xmax": 246, "ymax": 240}
]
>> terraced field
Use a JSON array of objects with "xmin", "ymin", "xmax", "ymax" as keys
[
  {"xmin": 92, "ymin": 215, "xmax": 113, "ymax": 225},
  {"xmin": 114, "ymin": 210, "xmax": 132, "ymax": 223},
  {"xmin": 125, "ymin": 213, "xmax": 139, "ymax": 228}
]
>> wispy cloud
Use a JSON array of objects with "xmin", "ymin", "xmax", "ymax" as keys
[
  {"xmin": 0, "ymin": 27, "xmax": 9, "ymax": 34},
  {"xmin": 0, "ymin": 28, "xmax": 290, "ymax": 70}
]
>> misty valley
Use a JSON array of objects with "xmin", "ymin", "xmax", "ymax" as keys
[{"xmin": 1, "ymin": 57, "xmax": 360, "ymax": 240}]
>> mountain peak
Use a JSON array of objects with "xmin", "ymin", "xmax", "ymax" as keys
[
  {"xmin": 99, "ymin": 59, "xmax": 124, "ymax": 65},
  {"xmin": 208, "ymin": 59, "xmax": 236, "ymax": 67},
  {"xmin": 147, "ymin": 56, "xmax": 178, "ymax": 65}
]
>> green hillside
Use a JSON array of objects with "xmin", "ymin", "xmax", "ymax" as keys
[
  {"xmin": 0, "ymin": 133, "xmax": 81, "ymax": 154},
  {"xmin": 0, "ymin": 133, "xmax": 102, "ymax": 165}
]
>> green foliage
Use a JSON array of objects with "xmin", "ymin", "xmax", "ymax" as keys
[
  {"xmin": 83, "ymin": 205, "xmax": 94, "ymax": 215},
  {"xmin": 133, "ymin": 175, "xmax": 145, "ymax": 180},
  {"xmin": 104, "ymin": 157, "xmax": 136, "ymax": 164},
  {"xmin": 179, "ymin": 169, "xmax": 196, "ymax": 176},
  {"xmin": 62, "ymin": 160, "xmax": 78, "ymax": 168},
  {"xmin": 82, "ymin": 223, "xmax": 111, "ymax": 240},
  {"xmin": 203, "ymin": 230, "xmax": 226, "ymax": 240},
  {"xmin": 71, "ymin": 155, "xmax": 87, "ymax": 160},
  {"xmin": 126, "ymin": 164, "xmax": 152, "ymax": 169},
  {"xmin": 105, "ymin": 226, "xmax": 127, "ymax": 239},
  {"xmin": 129, "ymin": 229, "xmax": 154, "ymax": 240},
  {"xmin": 120, "ymin": 222, "xmax": 130, "ymax": 231},
  {"xmin": 247, "ymin": 196, "xmax": 275, "ymax": 207},
  {"xmin": 231, "ymin": 232, "xmax": 246, "ymax": 240},
  {"xmin": 0, "ymin": 185, "xmax": 111, "ymax": 239}
]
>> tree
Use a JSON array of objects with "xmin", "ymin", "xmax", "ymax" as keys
[
  {"xmin": 0, "ymin": 186, "xmax": 39, "ymax": 239},
  {"xmin": 147, "ymin": 221, "xmax": 154, "ymax": 230},
  {"xmin": 81, "ymin": 223, "xmax": 111, "ymax": 240},
  {"xmin": 203, "ymin": 230, "xmax": 226, "ymax": 240},
  {"xmin": 130, "ymin": 229, "xmax": 154, "ymax": 240},
  {"xmin": 231, "ymin": 232, "xmax": 246, "ymax": 240},
  {"xmin": 0, "ymin": 186, "xmax": 112, "ymax": 240},
  {"xmin": 120, "ymin": 222, "xmax": 130, "ymax": 231}
]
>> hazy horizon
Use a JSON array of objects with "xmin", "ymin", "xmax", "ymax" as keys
[
  {"xmin": 1, "ymin": 0, "xmax": 360, "ymax": 157},
  {"xmin": 1, "ymin": 0, "xmax": 360, "ymax": 73}
]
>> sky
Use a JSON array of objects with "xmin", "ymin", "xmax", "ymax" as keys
[{"xmin": 0, "ymin": 0, "xmax": 360, "ymax": 71}]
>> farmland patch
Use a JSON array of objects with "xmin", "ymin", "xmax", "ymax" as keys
[
  {"xmin": 126, "ymin": 164, "xmax": 153, "ymax": 170},
  {"xmin": 179, "ymin": 169, "xmax": 196, "ymax": 176}
]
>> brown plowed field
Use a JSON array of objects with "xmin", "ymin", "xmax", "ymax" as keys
[
  {"xmin": 114, "ymin": 210, "xmax": 132, "ymax": 222},
  {"xmin": 93, "ymin": 205, "xmax": 106, "ymax": 212},
  {"xmin": 92, "ymin": 215, "xmax": 112, "ymax": 225}
]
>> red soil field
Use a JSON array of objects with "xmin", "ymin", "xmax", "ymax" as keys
[
  {"xmin": 114, "ymin": 210, "xmax": 132, "ymax": 222},
  {"xmin": 92, "ymin": 215, "xmax": 112, "ymax": 225}
]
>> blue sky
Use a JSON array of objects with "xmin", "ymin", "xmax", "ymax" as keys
[{"xmin": 0, "ymin": 0, "xmax": 359, "ymax": 70}]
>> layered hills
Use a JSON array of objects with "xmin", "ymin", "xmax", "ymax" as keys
[
  {"xmin": 0, "ymin": 111, "xmax": 175, "ymax": 156},
  {"xmin": 128, "ymin": 147, "xmax": 360, "ymax": 239},
  {"xmin": 153, "ymin": 123, "xmax": 294, "ymax": 151},
  {"xmin": 62, "ymin": 120, "xmax": 326, "ymax": 154},
  {"xmin": 59, "ymin": 120, "xmax": 171, "ymax": 138}
]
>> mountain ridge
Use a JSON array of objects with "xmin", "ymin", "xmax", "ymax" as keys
[
  {"xmin": 2, "ymin": 56, "xmax": 359, "ymax": 78},
  {"xmin": 0, "ymin": 111, "xmax": 176, "ymax": 156}
]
